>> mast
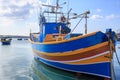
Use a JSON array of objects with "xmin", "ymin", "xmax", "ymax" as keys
[
  {"xmin": 85, "ymin": 11, "xmax": 90, "ymax": 34},
  {"xmin": 56, "ymin": 0, "xmax": 59, "ymax": 22},
  {"xmin": 85, "ymin": 14, "xmax": 87, "ymax": 34},
  {"xmin": 41, "ymin": 0, "xmax": 63, "ymax": 22}
]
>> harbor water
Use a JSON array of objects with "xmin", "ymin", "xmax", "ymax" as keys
[{"xmin": 0, "ymin": 40, "xmax": 120, "ymax": 80}]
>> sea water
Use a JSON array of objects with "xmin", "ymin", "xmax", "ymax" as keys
[
  {"xmin": 0, "ymin": 40, "xmax": 33, "ymax": 80},
  {"xmin": 0, "ymin": 40, "xmax": 120, "ymax": 80}
]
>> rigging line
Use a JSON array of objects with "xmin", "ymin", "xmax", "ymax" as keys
[
  {"xmin": 64, "ymin": 16, "xmax": 84, "ymax": 39},
  {"xmin": 67, "ymin": 0, "xmax": 70, "ymax": 13},
  {"xmin": 71, "ymin": 15, "xmax": 84, "ymax": 33}
]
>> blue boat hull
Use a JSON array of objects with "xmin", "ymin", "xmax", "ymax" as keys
[
  {"xmin": 35, "ymin": 56, "xmax": 111, "ymax": 78},
  {"xmin": 30, "ymin": 31, "xmax": 115, "ymax": 79},
  {"xmin": 2, "ymin": 41, "xmax": 11, "ymax": 45},
  {"xmin": 32, "ymin": 31, "xmax": 108, "ymax": 53}
]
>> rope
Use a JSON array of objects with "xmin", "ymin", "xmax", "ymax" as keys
[
  {"xmin": 71, "ymin": 16, "xmax": 84, "ymax": 33},
  {"xmin": 108, "ymin": 33, "xmax": 120, "ymax": 80},
  {"xmin": 109, "ymin": 40, "xmax": 116, "ymax": 80},
  {"xmin": 111, "ymin": 59, "xmax": 116, "ymax": 80},
  {"xmin": 112, "ymin": 48, "xmax": 120, "ymax": 80},
  {"xmin": 64, "ymin": 16, "xmax": 84, "ymax": 39},
  {"xmin": 114, "ymin": 50, "xmax": 120, "ymax": 65}
]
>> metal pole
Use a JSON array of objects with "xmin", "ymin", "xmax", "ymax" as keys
[
  {"xmin": 56, "ymin": 0, "xmax": 59, "ymax": 22},
  {"xmin": 85, "ymin": 14, "xmax": 87, "ymax": 34}
]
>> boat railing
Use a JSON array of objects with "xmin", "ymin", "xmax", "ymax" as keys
[
  {"xmin": 41, "ymin": 15, "xmax": 63, "ymax": 23},
  {"xmin": 42, "ymin": 10, "xmax": 66, "ymax": 23}
]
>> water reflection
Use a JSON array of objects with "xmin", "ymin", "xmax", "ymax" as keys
[{"xmin": 30, "ymin": 58, "xmax": 104, "ymax": 80}]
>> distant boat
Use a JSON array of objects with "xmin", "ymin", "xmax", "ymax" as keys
[
  {"xmin": 30, "ymin": 1, "xmax": 117, "ymax": 80},
  {"xmin": 17, "ymin": 38, "xmax": 22, "ymax": 40},
  {"xmin": 24, "ymin": 38, "xmax": 28, "ymax": 40},
  {"xmin": 1, "ymin": 37, "xmax": 11, "ymax": 45}
]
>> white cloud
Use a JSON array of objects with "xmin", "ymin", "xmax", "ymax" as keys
[
  {"xmin": 0, "ymin": 7, "xmax": 12, "ymax": 15},
  {"xmin": 10, "ymin": 0, "xmax": 28, "ymax": 7},
  {"xmin": 26, "ymin": 22, "xmax": 39, "ymax": 32},
  {"xmin": 0, "ymin": 0, "xmax": 42, "ymax": 20},
  {"xmin": 0, "ymin": 0, "xmax": 53, "ymax": 20},
  {"xmin": 90, "ymin": 14, "xmax": 103, "ymax": 20},
  {"xmin": 96, "ymin": 9, "xmax": 102, "ymax": 13},
  {"xmin": 91, "ymin": 14, "xmax": 120, "ymax": 21},
  {"xmin": 106, "ymin": 14, "xmax": 117, "ymax": 20},
  {"xmin": 0, "ymin": 0, "xmax": 53, "ymax": 35},
  {"xmin": 0, "ymin": 17, "xmax": 15, "ymax": 27},
  {"xmin": 0, "ymin": 17, "xmax": 19, "ymax": 35}
]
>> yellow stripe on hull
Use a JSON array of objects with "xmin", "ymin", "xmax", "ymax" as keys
[
  {"xmin": 30, "ymin": 31, "xmax": 99, "ymax": 44},
  {"xmin": 32, "ymin": 41, "xmax": 109, "ymax": 56}
]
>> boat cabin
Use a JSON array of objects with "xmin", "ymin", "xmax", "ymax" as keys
[{"xmin": 30, "ymin": 3, "xmax": 89, "ymax": 43}]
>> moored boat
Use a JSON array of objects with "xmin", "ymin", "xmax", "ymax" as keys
[
  {"xmin": 17, "ymin": 38, "xmax": 22, "ymax": 40},
  {"xmin": 30, "ymin": 1, "xmax": 117, "ymax": 80},
  {"xmin": 1, "ymin": 37, "xmax": 11, "ymax": 45}
]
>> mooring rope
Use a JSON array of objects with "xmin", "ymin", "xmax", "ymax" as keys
[
  {"xmin": 114, "ymin": 49, "xmax": 120, "ymax": 66},
  {"xmin": 109, "ymin": 40, "xmax": 116, "ymax": 80},
  {"xmin": 111, "ymin": 59, "xmax": 116, "ymax": 80},
  {"xmin": 108, "ymin": 32, "xmax": 120, "ymax": 80},
  {"xmin": 112, "ymin": 47, "xmax": 120, "ymax": 80}
]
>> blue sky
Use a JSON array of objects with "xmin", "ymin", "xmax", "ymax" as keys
[{"xmin": 0, "ymin": 0, "xmax": 120, "ymax": 36}]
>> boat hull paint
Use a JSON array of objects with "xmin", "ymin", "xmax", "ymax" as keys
[
  {"xmin": 32, "ymin": 42, "xmax": 110, "ymax": 62},
  {"xmin": 31, "ymin": 41, "xmax": 113, "ymax": 78},
  {"xmin": 2, "ymin": 41, "xmax": 11, "ymax": 45},
  {"xmin": 31, "ymin": 31, "xmax": 108, "ymax": 53},
  {"xmin": 35, "ymin": 56, "xmax": 111, "ymax": 78}
]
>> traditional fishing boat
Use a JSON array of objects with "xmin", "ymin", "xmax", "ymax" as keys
[
  {"xmin": 0, "ymin": 36, "xmax": 11, "ymax": 45},
  {"xmin": 30, "ymin": 1, "xmax": 117, "ymax": 80}
]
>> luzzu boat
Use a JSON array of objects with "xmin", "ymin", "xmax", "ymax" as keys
[
  {"xmin": 30, "ymin": 1, "xmax": 117, "ymax": 80},
  {"xmin": 1, "ymin": 36, "xmax": 11, "ymax": 45}
]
